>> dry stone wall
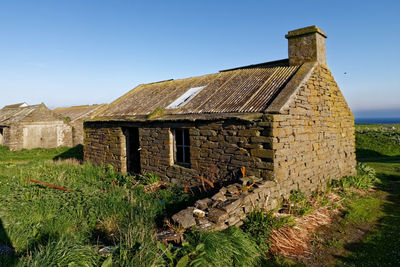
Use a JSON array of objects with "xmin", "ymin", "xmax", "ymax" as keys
[
  {"xmin": 139, "ymin": 119, "xmax": 274, "ymax": 188},
  {"xmin": 172, "ymin": 178, "xmax": 281, "ymax": 231},
  {"xmin": 85, "ymin": 119, "xmax": 275, "ymax": 188},
  {"xmin": 271, "ymin": 64, "xmax": 356, "ymax": 198},
  {"xmin": 1, "ymin": 127, "xmax": 22, "ymax": 150},
  {"xmin": 84, "ymin": 124, "xmax": 125, "ymax": 169}
]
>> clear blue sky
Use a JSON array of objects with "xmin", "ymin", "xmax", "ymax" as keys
[{"xmin": 0, "ymin": 0, "xmax": 399, "ymax": 116}]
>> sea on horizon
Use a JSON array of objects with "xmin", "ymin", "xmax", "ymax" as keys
[{"xmin": 355, "ymin": 118, "xmax": 400, "ymax": 124}]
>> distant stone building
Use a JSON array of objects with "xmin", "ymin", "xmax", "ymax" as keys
[
  {"xmin": 84, "ymin": 26, "xmax": 356, "ymax": 195},
  {"xmin": 0, "ymin": 103, "xmax": 72, "ymax": 150},
  {"xmin": 54, "ymin": 104, "xmax": 106, "ymax": 146}
]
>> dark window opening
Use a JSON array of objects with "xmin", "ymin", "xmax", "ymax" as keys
[
  {"xmin": 124, "ymin": 127, "xmax": 141, "ymax": 174},
  {"xmin": 173, "ymin": 128, "xmax": 190, "ymax": 167}
]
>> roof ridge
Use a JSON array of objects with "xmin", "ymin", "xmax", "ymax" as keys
[{"xmin": 219, "ymin": 59, "xmax": 290, "ymax": 72}]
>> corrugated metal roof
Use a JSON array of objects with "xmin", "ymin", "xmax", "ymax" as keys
[
  {"xmin": 0, "ymin": 105, "xmax": 41, "ymax": 126},
  {"xmin": 98, "ymin": 63, "xmax": 300, "ymax": 118},
  {"xmin": 53, "ymin": 104, "xmax": 106, "ymax": 121}
]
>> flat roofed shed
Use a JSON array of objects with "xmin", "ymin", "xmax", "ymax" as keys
[{"xmin": 96, "ymin": 61, "xmax": 300, "ymax": 120}]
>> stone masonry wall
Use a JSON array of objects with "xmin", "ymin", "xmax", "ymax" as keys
[
  {"xmin": 84, "ymin": 119, "xmax": 275, "ymax": 188},
  {"xmin": 84, "ymin": 124, "xmax": 125, "ymax": 169},
  {"xmin": 139, "ymin": 119, "xmax": 274, "ymax": 188},
  {"xmin": 1, "ymin": 126, "xmax": 22, "ymax": 151},
  {"xmin": 271, "ymin": 64, "xmax": 356, "ymax": 198}
]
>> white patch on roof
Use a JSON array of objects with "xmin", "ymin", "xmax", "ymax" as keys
[{"xmin": 166, "ymin": 86, "xmax": 206, "ymax": 109}]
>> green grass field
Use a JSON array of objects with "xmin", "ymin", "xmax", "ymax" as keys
[
  {"xmin": 0, "ymin": 149, "xmax": 263, "ymax": 266},
  {"xmin": 336, "ymin": 125, "xmax": 400, "ymax": 266},
  {"xmin": 0, "ymin": 124, "xmax": 399, "ymax": 266}
]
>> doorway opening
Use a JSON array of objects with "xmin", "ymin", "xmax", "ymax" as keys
[{"xmin": 124, "ymin": 127, "xmax": 141, "ymax": 174}]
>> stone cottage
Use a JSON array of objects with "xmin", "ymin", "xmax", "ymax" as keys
[
  {"xmin": 54, "ymin": 104, "xmax": 107, "ymax": 146},
  {"xmin": 84, "ymin": 26, "xmax": 356, "ymax": 196},
  {"xmin": 0, "ymin": 103, "xmax": 72, "ymax": 150}
]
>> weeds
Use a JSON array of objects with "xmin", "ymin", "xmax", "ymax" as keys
[
  {"xmin": 147, "ymin": 107, "xmax": 165, "ymax": 119},
  {"xmin": 326, "ymin": 237, "xmax": 343, "ymax": 249},
  {"xmin": 139, "ymin": 173, "xmax": 160, "ymax": 185},
  {"xmin": 332, "ymin": 163, "xmax": 377, "ymax": 190},
  {"xmin": 287, "ymin": 190, "xmax": 313, "ymax": 216},
  {"xmin": 242, "ymin": 209, "xmax": 293, "ymax": 250}
]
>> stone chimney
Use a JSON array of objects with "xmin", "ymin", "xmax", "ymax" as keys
[{"xmin": 285, "ymin": 25, "xmax": 327, "ymax": 66}]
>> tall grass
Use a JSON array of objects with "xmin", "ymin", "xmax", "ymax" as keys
[
  {"xmin": 0, "ymin": 160, "xmax": 190, "ymax": 266},
  {"xmin": 242, "ymin": 210, "xmax": 293, "ymax": 250},
  {"xmin": 183, "ymin": 227, "xmax": 263, "ymax": 267},
  {"xmin": 17, "ymin": 238, "xmax": 100, "ymax": 267}
]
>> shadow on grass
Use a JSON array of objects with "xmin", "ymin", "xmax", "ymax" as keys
[
  {"xmin": 0, "ymin": 219, "xmax": 15, "ymax": 264},
  {"xmin": 53, "ymin": 145, "xmax": 83, "ymax": 161},
  {"xmin": 0, "ymin": 219, "xmax": 12, "ymax": 249},
  {"xmin": 356, "ymin": 148, "xmax": 400, "ymax": 163},
  {"xmin": 334, "ymin": 167, "xmax": 400, "ymax": 265}
]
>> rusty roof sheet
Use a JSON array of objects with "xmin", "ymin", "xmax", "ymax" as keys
[
  {"xmin": 53, "ymin": 104, "xmax": 107, "ymax": 121},
  {"xmin": 0, "ymin": 105, "xmax": 41, "ymax": 126},
  {"xmin": 98, "ymin": 63, "xmax": 300, "ymax": 119}
]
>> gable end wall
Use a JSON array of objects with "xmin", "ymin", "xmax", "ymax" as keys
[
  {"xmin": 272, "ymin": 64, "xmax": 356, "ymax": 197},
  {"xmin": 3, "ymin": 106, "xmax": 73, "ymax": 151}
]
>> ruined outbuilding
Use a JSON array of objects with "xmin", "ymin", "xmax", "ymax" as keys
[
  {"xmin": 84, "ymin": 26, "xmax": 356, "ymax": 200},
  {"xmin": 0, "ymin": 103, "xmax": 72, "ymax": 150},
  {"xmin": 54, "ymin": 104, "xmax": 106, "ymax": 146}
]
